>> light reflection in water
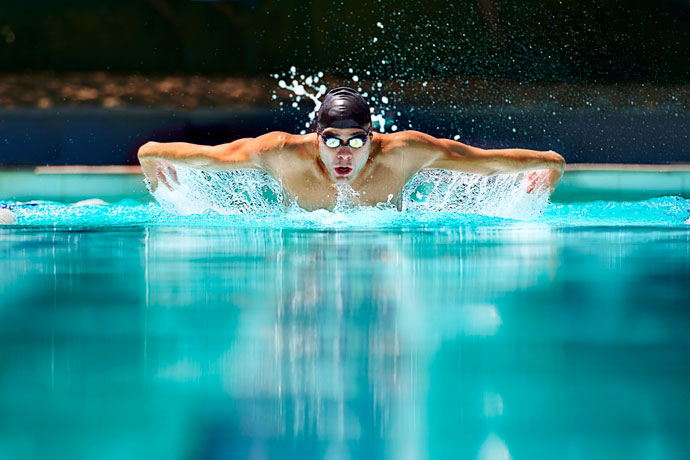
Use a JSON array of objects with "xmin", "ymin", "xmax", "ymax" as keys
[
  {"xmin": 140, "ymin": 224, "xmax": 553, "ymax": 457},
  {"xmin": 0, "ymin": 225, "xmax": 689, "ymax": 459},
  {"xmin": 477, "ymin": 434, "xmax": 512, "ymax": 460}
]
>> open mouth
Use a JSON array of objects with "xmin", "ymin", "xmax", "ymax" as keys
[{"xmin": 335, "ymin": 166, "xmax": 352, "ymax": 176}]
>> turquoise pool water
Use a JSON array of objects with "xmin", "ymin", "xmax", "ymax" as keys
[{"xmin": 1, "ymin": 196, "xmax": 689, "ymax": 459}]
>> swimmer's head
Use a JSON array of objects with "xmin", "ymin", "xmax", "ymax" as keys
[
  {"xmin": 316, "ymin": 87, "xmax": 371, "ymax": 131},
  {"xmin": 316, "ymin": 88, "xmax": 373, "ymax": 184},
  {"xmin": 317, "ymin": 128, "xmax": 372, "ymax": 184}
]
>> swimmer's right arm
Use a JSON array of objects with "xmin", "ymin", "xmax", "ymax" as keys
[{"xmin": 137, "ymin": 132, "xmax": 295, "ymax": 191}]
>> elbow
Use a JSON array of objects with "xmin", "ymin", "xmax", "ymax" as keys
[
  {"xmin": 548, "ymin": 150, "xmax": 565, "ymax": 163},
  {"xmin": 548, "ymin": 150, "xmax": 566, "ymax": 170},
  {"xmin": 137, "ymin": 141, "xmax": 158, "ymax": 159}
]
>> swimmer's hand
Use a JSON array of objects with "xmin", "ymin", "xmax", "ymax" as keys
[
  {"xmin": 522, "ymin": 167, "xmax": 562, "ymax": 194},
  {"xmin": 522, "ymin": 170, "xmax": 549, "ymax": 194},
  {"xmin": 140, "ymin": 158, "xmax": 179, "ymax": 192}
]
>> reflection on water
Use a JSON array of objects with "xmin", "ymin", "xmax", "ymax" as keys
[{"xmin": 0, "ymin": 225, "xmax": 689, "ymax": 459}]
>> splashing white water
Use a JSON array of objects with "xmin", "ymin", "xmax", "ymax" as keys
[
  {"xmin": 148, "ymin": 166, "xmax": 548, "ymax": 220},
  {"xmin": 403, "ymin": 169, "xmax": 549, "ymax": 219},
  {"xmin": 151, "ymin": 168, "xmax": 285, "ymax": 216},
  {"xmin": 332, "ymin": 183, "xmax": 360, "ymax": 212},
  {"xmin": 272, "ymin": 67, "xmax": 392, "ymax": 133},
  {"xmin": 275, "ymin": 67, "xmax": 328, "ymax": 133}
]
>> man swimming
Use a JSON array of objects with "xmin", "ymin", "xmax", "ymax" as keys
[{"xmin": 138, "ymin": 87, "xmax": 565, "ymax": 211}]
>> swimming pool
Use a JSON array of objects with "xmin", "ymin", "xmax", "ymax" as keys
[{"xmin": 1, "ymin": 170, "xmax": 689, "ymax": 459}]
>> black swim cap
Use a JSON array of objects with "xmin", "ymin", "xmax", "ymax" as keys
[{"xmin": 316, "ymin": 87, "xmax": 371, "ymax": 131}]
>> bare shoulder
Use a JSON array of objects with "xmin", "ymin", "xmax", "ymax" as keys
[
  {"xmin": 283, "ymin": 132, "xmax": 317, "ymax": 156},
  {"xmin": 250, "ymin": 131, "xmax": 314, "ymax": 153},
  {"xmin": 375, "ymin": 130, "xmax": 443, "ymax": 153},
  {"xmin": 212, "ymin": 131, "xmax": 315, "ymax": 162},
  {"xmin": 250, "ymin": 132, "xmax": 318, "ymax": 174}
]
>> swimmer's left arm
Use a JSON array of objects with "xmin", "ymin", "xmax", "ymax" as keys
[{"xmin": 393, "ymin": 131, "xmax": 566, "ymax": 192}]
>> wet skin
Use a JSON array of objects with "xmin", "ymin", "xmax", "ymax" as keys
[{"xmin": 138, "ymin": 128, "xmax": 565, "ymax": 211}]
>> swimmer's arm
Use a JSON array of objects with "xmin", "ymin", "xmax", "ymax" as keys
[
  {"xmin": 137, "ymin": 132, "xmax": 294, "ymax": 190},
  {"xmin": 396, "ymin": 131, "xmax": 566, "ymax": 192}
]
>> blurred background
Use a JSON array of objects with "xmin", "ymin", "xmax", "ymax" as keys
[{"xmin": 1, "ymin": 0, "xmax": 689, "ymax": 165}]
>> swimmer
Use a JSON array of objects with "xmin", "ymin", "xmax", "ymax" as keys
[{"xmin": 138, "ymin": 87, "xmax": 565, "ymax": 211}]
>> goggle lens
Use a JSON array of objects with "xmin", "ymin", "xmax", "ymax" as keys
[
  {"xmin": 348, "ymin": 137, "xmax": 365, "ymax": 148},
  {"xmin": 322, "ymin": 135, "xmax": 368, "ymax": 149},
  {"xmin": 325, "ymin": 137, "xmax": 341, "ymax": 148}
]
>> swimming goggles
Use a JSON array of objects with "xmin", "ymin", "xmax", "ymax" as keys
[{"xmin": 319, "ymin": 131, "xmax": 371, "ymax": 149}]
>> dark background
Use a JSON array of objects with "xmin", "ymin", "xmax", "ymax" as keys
[
  {"xmin": 1, "ymin": 0, "xmax": 689, "ymax": 165},
  {"xmin": 2, "ymin": 0, "xmax": 689, "ymax": 82}
]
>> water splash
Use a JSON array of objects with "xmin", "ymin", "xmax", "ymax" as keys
[
  {"xmin": 332, "ymin": 183, "xmax": 360, "ymax": 212},
  {"xmin": 272, "ymin": 67, "xmax": 394, "ymax": 133},
  {"xmin": 403, "ymin": 169, "xmax": 549, "ymax": 219},
  {"xmin": 151, "ymin": 168, "xmax": 285, "ymax": 216},
  {"xmin": 274, "ymin": 67, "xmax": 329, "ymax": 134},
  {"xmin": 148, "ymin": 165, "xmax": 546, "ymax": 220}
]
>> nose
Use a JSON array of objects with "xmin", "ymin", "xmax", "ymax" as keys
[{"xmin": 336, "ymin": 147, "xmax": 352, "ymax": 159}]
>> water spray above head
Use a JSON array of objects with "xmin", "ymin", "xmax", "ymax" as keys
[{"xmin": 316, "ymin": 87, "xmax": 372, "ymax": 131}]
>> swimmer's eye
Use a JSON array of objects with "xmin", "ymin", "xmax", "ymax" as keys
[
  {"xmin": 324, "ymin": 137, "xmax": 342, "ymax": 148},
  {"xmin": 321, "ymin": 134, "xmax": 368, "ymax": 149},
  {"xmin": 347, "ymin": 136, "xmax": 366, "ymax": 149}
]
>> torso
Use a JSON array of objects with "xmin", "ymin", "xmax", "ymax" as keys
[{"xmin": 260, "ymin": 133, "xmax": 419, "ymax": 211}]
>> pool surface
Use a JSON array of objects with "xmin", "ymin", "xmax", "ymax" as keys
[{"xmin": 1, "ymin": 174, "xmax": 689, "ymax": 459}]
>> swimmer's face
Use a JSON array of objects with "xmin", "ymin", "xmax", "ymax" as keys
[{"xmin": 318, "ymin": 127, "xmax": 372, "ymax": 183}]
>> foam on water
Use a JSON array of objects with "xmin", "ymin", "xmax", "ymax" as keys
[{"xmin": 3, "ymin": 195, "xmax": 689, "ymax": 230}]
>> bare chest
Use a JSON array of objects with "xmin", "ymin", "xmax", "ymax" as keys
[{"xmin": 279, "ymin": 163, "xmax": 410, "ymax": 211}]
